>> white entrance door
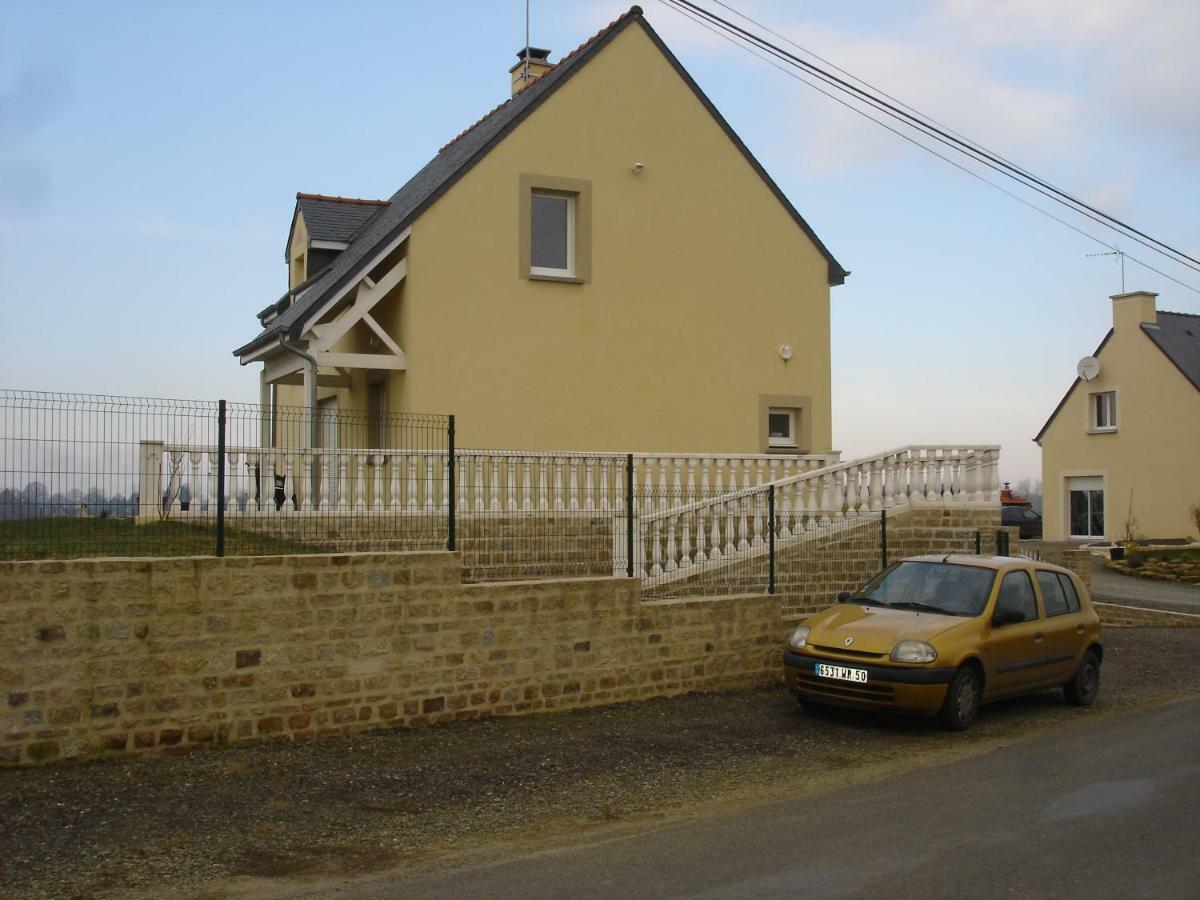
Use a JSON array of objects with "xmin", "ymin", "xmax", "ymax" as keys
[
  {"xmin": 317, "ymin": 397, "xmax": 339, "ymax": 449},
  {"xmin": 1066, "ymin": 476, "xmax": 1104, "ymax": 539}
]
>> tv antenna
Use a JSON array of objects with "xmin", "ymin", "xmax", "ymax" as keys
[
  {"xmin": 1087, "ymin": 248, "xmax": 1126, "ymax": 292},
  {"xmin": 523, "ymin": 0, "xmax": 531, "ymax": 85}
]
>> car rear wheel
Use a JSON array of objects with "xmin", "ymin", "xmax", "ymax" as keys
[
  {"xmin": 939, "ymin": 666, "xmax": 980, "ymax": 731},
  {"xmin": 1064, "ymin": 650, "xmax": 1101, "ymax": 707}
]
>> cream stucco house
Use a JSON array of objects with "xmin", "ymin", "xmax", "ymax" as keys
[
  {"xmin": 1036, "ymin": 291, "xmax": 1200, "ymax": 542},
  {"xmin": 232, "ymin": 5, "xmax": 846, "ymax": 455}
]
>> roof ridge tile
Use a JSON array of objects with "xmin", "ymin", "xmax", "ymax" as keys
[{"xmin": 296, "ymin": 192, "xmax": 390, "ymax": 206}]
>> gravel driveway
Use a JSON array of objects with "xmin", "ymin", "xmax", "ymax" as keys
[
  {"xmin": 1090, "ymin": 559, "xmax": 1200, "ymax": 613},
  {"xmin": 2, "ymin": 628, "xmax": 1199, "ymax": 900}
]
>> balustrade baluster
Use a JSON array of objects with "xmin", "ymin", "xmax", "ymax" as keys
[
  {"xmin": 965, "ymin": 451, "xmax": 979, "ymax": 503},
  {"xmin": 819, "ymin": 472, "xmax": 834, "ymax": 526},
  {"xmin": 723, "ymin": 499, "xmax": 736, "ymax": 557},
  {"xmin": 650, "ymin": 518, "xmax": 664, "ymax": 577},
  {"xmin": 554, "ymin": 458, "xmax": 565, "ymax": 512},
  {"xmin": 282, "ymin": 452, "xmax": 295, "ymax": 513},
  {"xmin": 805, "ymin": 472, "xmax": 819, "ymax": 530},
  {"xmin": 707, "ymin": 502, "xmax": 721, "ymax": 561},
  {"xmin": 489, "ymin": 458, "xmax": 501, "ymax": 512},
  {"xmin": 538, "ymin": 458, "xmax": 549, "ymax": 511},
  {"xmin": 404, "ymin": 455, "xmax": 418, "ymax": 513},
  {"xmin": 844, "ymin": 466, "xmax": 859, "ymax": 516},
  {"xmin": 205, "ymin": 450, "xmax": 217, "ymax": 515},
  {"xmin": 387, "ymin": 453, "xmax": 400, "ymax": 513},
  {"xmin": 686, "ymin": 457, "xmax": 696, "ymax": 507},
  {"xmin": 694, "ymin": 506, "xmax": 707, "ymax": 565},
  {"xmin": 225, "ymin": 451, "xmax": 237, "ymax": 515},
  {"xmin": 751, "ymin": 489, "xmax": 764, "ymax": 549},
  {"xmin": 737, "ymin": 493, "xmax": 750, "ymax": 552},
  {"xmin": 370, "ymin": 454, "xmax": 383, "ymax": 511},
  {"xmin": 779, "ymin": 479, "xmax": 793, "ymax": 539},
  {"xmin": 335, "ymin": 453, "xmax": 349, "ymax": 511},
  {"xmin": 671, "ymin": 457, "xmax": 683, "ymax": 510},
  {"xmin": 439, "ymin": 454, "xmax": 449, "ymax": 514},
  {"xmin": 598, "ymin": 459, "xmax": 609, "ymax": 512},
  {"xmin": 681, "ymin": 512, "xmax": 694, "ymax": 568},
  {"xmin": 318, "ymin": 452, "xmax": 331, "ymax": 512},
  {"xmin": 714, "ymin": 458, "xmax": 725, "ymax": 495},
  {"xmin": 353, "ymin": 454, "xmax": 367, "ymax": 512},
  {"xmin": 522, "ymin": 458, "xmax": 533, "ymax": 512},
  {"xmin": 659, "ymin": 457, "xmax": 670, "ymax": 514},
  {"xmin": 665, "ymin": 515, "xmax": 679, "ymax": 573},
  {"xmin": 569, "ymin": 457, "xmax": 581, "ymax": 512},
  {"xmin": 506, "ymin": 458, "xmax": 518, "ymax": 512}
]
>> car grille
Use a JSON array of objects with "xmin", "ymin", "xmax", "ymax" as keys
[
  {"xmin": 809, "ymin": 644, "xmax": 888, "ymax": 661},
  {"xmin": 794, "ymin": 671, "xmax": 896, "ymax": 704}
]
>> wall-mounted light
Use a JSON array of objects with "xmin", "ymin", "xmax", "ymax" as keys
[
  {"xmin": 632, "ymin": 162, "xmax": 646, "ymax": 175},
  {"xmin": 778, "ymin": 343, "xmax": 793, "ymax": 362}
]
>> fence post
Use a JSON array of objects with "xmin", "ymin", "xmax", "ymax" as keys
[
  {"xmin": 880, "ymin": 508, "xmax": 888, "ymax": 570},
  {"xmin": 768, "ymin": 485, "xmax": 776, "ymax": 595},
  {"xmin": 447, "ymin": 415, "xmax": 456, "ymax": 552},
  {"xmin": 215, "ymin": 400, "xmax": 226, "ymax": 557},
  {"xmin": 136, "ymin": 440, "xmax": 164, "ymax": 523},
  {"xmin": 997, "ymin": 529, "xmax": 1009, "ymax": 557},
  {"xmin": 975, "ymin": 530, "xmax": 982, "ymax": 555},
  {"xmin": 625, "ymin": 453, "xmax": 634, "ymax": 578}
]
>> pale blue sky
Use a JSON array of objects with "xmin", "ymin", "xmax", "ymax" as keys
[{"xmin": 1, "ymin": 0, "xmax": 1197, "ymax": 481}]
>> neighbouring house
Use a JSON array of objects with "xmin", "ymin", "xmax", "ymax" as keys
[
  {"xmin": 1036, "ymin": 291, "xmax": 1200, "ymax": 542},
  {"xmin": 232, "ymin": 5, "xmax": 847, "ymax": 456}
]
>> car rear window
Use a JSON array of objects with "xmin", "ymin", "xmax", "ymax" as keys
[
  {"xmin": 1057, "ymin": 573, "xmax": 1081, "ymax": 612},
  {"xmin": 1037, "ymin": 570, "xmax": 1070, "ymax": 616}
]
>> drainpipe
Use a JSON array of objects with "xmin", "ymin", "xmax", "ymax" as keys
[{"xmin": 277, "ymin": 336, "xmax": 320, "ymax": 449}]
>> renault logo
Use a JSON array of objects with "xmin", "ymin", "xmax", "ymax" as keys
[{"xmin": 844, "ymin": 636, "xmax": 854, "ymax": 646}]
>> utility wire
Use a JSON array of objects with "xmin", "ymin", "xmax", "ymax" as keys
[
  {"xmin": 663, "ymin": 0, "xmax": 1200, "ymax": 276},
  {"xmin": 659, "ymin": 0, "xmax": 1200, "ymax": 295}
]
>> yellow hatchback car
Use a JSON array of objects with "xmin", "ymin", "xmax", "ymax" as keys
[{"xmin": 783, "ymin": 555, "xmax": 1102, "ymax": 730}]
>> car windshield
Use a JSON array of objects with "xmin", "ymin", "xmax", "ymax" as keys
[{"xmin": 850, "ymin": 562, "xmax": 997, "ymax": 617}]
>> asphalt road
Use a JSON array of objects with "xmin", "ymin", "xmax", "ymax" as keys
[{"xmin": 348, "ymin": 697, "xmax": 1200, "ymax": 900}]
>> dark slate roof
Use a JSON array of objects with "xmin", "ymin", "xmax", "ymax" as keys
[
  {"xmin": 1142, "ymin": 311, "xmax": 1200, "ymax": 392},
  {"xmin": 1033, "ymin": 309, "xmax": 1200, "ymax": 443},
  {"xmin": 292, "ymin": 194, "xmax": 389, "ymax": 250},
  {"xmin": 235, "ymin": 4, "xmax": 847, "ymax": 358}
]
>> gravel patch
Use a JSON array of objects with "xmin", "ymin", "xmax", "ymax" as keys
[{"xmin": 2, "ymin": 628, "xmax": 1198, "ymax": 899}]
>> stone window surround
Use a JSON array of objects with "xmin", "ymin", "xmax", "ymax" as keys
[
  {"xmin": 518, "ymin": 173, "xmax": 592, "ymax": 285},
  {"xmin": 758, "ymin": 394, "xmax": 812, "ymax": 453}
]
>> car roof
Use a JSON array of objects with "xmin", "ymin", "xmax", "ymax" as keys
[{"xmin": 902, "ymin": 554, "xmax": 1071, "ymax": 575}]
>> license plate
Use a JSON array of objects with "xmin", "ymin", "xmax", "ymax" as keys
[{"xmin": 815, "ymin": 663, "xmax": 868, "ymax": 683}]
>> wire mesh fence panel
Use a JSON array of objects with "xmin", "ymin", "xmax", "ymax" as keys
[
  {"xmin": 0, "ymin": 391, "xmax": 225, "ymax": 559},
  {"xmin": 214, "ymin": 402, "xmax": 451, "ymax": 554},
  {"xmin": 0, "ymin": 390, "xmax": 451, "ymax": 560},
  {"xmin": 454, "ymin": 450, "xmax": 627, "ymax": 582}
]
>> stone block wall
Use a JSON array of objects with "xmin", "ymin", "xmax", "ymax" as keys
[{"xmin": 0, "ymin": 552, "xmax": 784, "ymax": 766}]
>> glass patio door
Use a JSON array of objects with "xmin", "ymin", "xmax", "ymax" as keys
[{"xmin": 1067, "ymin": 476, "xmax": 1104, "ymax": 539}]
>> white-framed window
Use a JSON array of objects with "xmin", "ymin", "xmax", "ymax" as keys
[
  {"xmin": 768, "ymin": 408, "xmax": 796, "ymax": 448},
  {"xmin": 530, "ymin": 191, "xmax": 575, "ymax": 277},
  {"xmin": 1091, "ymin": 391, "xmax": 1117, "ymax": 431}
]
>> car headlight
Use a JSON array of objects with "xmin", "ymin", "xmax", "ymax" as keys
[
  {"xmin": 789, "ymin": 626, "xmax": 811, "ymax": 648},
  {"xmin": 890, "ymin": 640, "xmax": 938, "ymax": 663}
]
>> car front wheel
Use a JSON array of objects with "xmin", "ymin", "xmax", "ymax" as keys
[
  {"xmin": 939, "ymin": 666, "xmax": 981, "ymax": 731},
  {"xmin": 1064, "ymin": 650, "xmax": 1101, "ymax": 707}
]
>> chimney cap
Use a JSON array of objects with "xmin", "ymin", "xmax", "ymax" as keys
[{"xmin": 515, "ymin": 47, "xmax": 552, "ymax": 62}]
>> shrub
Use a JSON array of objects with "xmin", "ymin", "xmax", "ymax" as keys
[{"xmin": 1191, "ymin": 502, "xmax": 1200, "ymax": 541}]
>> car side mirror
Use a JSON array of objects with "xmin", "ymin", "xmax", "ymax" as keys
[
  {"xmin": 992, "ymin": 607, "xmax": 1024, "ymax": 627},
  {"xmin": 837, "ymin": 591, "xmax": 852, "ymax": 603}
]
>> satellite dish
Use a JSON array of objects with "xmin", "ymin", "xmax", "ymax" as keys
[
  {"xmin": 779, "ymin": 344, "xmax": 794, "ymax": 361},
  {"xmin": 1077, "ymin": 356, "xmax": 1101, "ymax": 381}
]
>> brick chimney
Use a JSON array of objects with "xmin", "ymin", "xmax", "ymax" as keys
[
  {"xmin": 509, "ymin": 47, "xmax": 552, "ymax": 96},
  {"xmin": 1111, "ymin": 290, "xmax": 1157, "ymax": 333}
]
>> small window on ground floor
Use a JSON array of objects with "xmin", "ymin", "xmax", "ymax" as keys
[{"xmin": 768, "ymin": 408, "xmax": 796, "ymax": 448}]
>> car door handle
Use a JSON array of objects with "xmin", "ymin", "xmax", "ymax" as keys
[
  {"xmin": 1034, "ymin": 632, "xmax": 1044, "ymax": 642},
  {"xmin": 1076, "ymin": 624, "xmax": 1085, "ymax": 633}
]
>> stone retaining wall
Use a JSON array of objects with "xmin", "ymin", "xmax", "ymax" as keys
[
  {"xmin": 1094, "ymin": 603, "xmax": 1200, "ymax": 628},
  {"xmin": 0, "ymin": 552, "xmax": 783, "ymax": 767}
]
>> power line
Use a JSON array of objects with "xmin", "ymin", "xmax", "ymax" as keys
[
  {"xmin": 661, "ymin": 0, "xmax": 1200, "ymax": 277},
  {"xmin": 658, "ymin": 0, "xmax": 1200, "ymax": 295}
]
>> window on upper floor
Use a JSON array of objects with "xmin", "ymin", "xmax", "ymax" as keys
[
  {"xmin": 530, "ymin": 191, "xmax": 574, "ymax": 277},
  {"xmin": 519, "ymin": 174, "xmax": 591, "ymax": 283},
  {"xmin": 1090, "ymin": 391, "xmax": 1117, "ymax": 431}
]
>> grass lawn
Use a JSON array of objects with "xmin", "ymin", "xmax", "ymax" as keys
[{"xmin": 0, "ymin": 517, "xmax": 316, "ymax": 561}]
